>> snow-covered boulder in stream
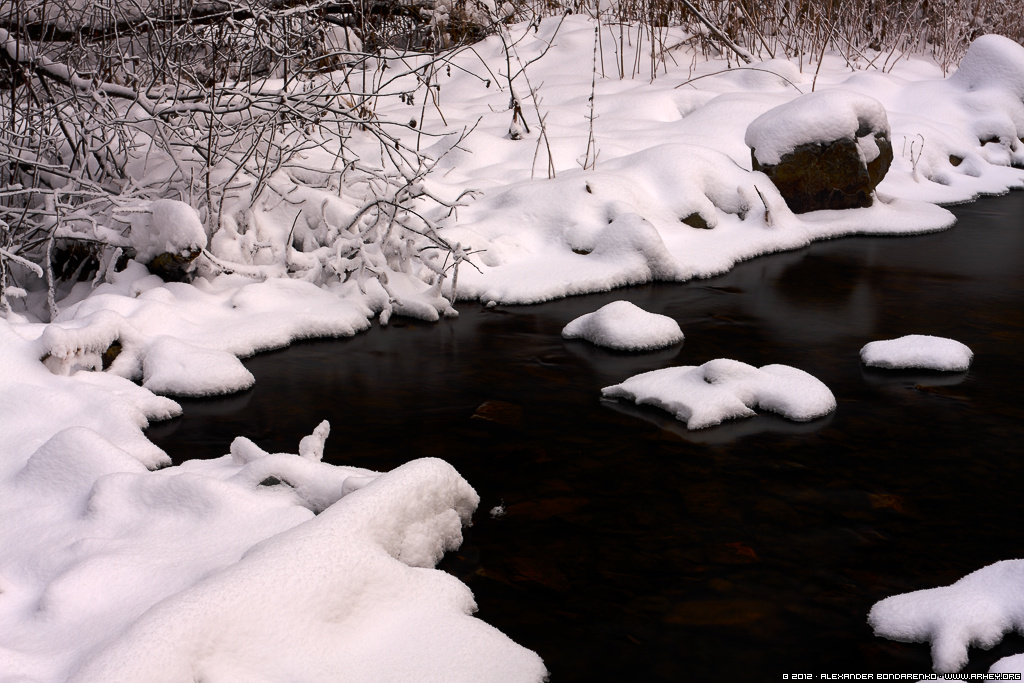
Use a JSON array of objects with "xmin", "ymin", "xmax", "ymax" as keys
[
  {"xmin": 602, "ymin": 358, "xmax": 836, "ymax": 429},
  {"xmin": 860, "ymin": 334, "xmax": 973, "ymax": 372},
  {"xmin": 562, "ymin": 300, "xmax": 683, "ymax": 351},
  {"xmin": 869, "ymin": 559, "xmax": 1024, "ymax": 674},
  {"xmin": 745, "ymin": 90, "xmax": 893, "ymax": 213}
]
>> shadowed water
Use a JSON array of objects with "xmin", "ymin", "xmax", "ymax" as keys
[{"xmin": 149, "ymin": 191, "xmax": 1024, "ymax": 680}]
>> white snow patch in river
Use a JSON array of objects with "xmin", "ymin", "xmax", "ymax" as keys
[
  {"xmin": 601, "ymin": 358, "xmax": 836, "ymax": 429},
  {"xmin": 562, "ymin": 300, "xmax": 683, "ymax": 351},
  {"xmin": 861, "ymin": 334, "xmax": 974, "ymax": 371},
  {"xmin": 869, "ymin": 560, "xmax": 1024, "ymax": 675}
]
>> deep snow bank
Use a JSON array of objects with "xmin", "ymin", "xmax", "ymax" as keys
[
  {"xmin": 428, "ymin": 25, "xmax": 1024, "ymax": 305},
  {"xmin": 0, "ymin": 319, "xmax": 546, "ymax": 682}
]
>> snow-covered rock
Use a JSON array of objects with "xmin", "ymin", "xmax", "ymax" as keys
[
  {"xmin": 130, "ymin": 199, "xmax": 207, "ymax": 264},
  {"xmin": 950, "ymin": 34, "xmax": 1024, "ymax": 100},
  {"xmin": 745, "ymin": 89, "xmax": 892, "ymax": 166},
  {"xmin": 745, "ymin": 90, "xmax": 893, "ymax": 213},
  {"xmin": 989, "ymin": 653, "xmax": 1024, "ymax": 678},
  {"xmin": 601, "ymin": 358, "xmax": 836, "ymax": 429},
  {"xmin": 561, "ymin": 300, "xmax": 683, "ymax": 351},
  {"xmin": 869, "ymin": 559, "xmax": 1024, "ymax": 674},
  {"xmin": 860, "ymin": 334, "xmax": 973, "ymax": 371}
]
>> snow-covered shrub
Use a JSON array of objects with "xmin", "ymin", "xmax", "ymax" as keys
[{"xmin": 0, "ymin": 0, "xmax": 478, "ymax": 324}]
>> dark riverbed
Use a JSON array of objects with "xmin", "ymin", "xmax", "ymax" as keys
[{"xmin": 149, "ymin": 191, "xmax": 1024, "ymax": 680}]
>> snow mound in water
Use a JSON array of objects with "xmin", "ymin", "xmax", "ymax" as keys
[
  {"xmin": 860, "ymin": 334, "xmax": 973, "ymax": 371},
  {"xmin": 562, "ymin": 300, "xmax": 683, "ymax": 351},
  {"xmin": 601, "ymin": 358, "xmax": 835, "ymax": 429},
  {"xmin": 869, "ymin": 559, "xmax": 1024, "ymax": 674}
]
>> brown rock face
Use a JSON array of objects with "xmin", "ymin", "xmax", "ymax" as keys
[
  {"xmin": 147, "ymin": 249, "xmax": 202, "ymax": 282},
  {"xmin": 751, "ymin": 133, "xmax": 893, "ymax": 214}
]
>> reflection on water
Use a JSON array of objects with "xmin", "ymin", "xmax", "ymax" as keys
[{"xmin": 148, "ymin": 191, "xmax": 1024, "ymax": 680}]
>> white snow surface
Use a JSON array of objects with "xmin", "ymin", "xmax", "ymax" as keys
[
  {"xmin": 869, "ymin": 560, "xmax": 1024, "ymax": 674},
  {"xmin": 949, "ymin": 34, "xmax": 1024, "ymax": 99},
  {"xmin": 744, "ymin": 89, "xmax": 891, "ymax": 165},
  {"xmin": 142, "ymin": 336, "xmax": 256, "ymax": 396},
  {"xmin": 601, "ymin": 359, "xmax": 836, "ymax": 429},
  {"xmin": 860, "ymin": 334, "xmax": 974, "ymax": 371},
  {"xmin": 128, "ymin": 199, "xmax": 208, "ymax": 263},
  {"xmin": 0, "ymin": 319, "xmax": 545, "ymax": 682},
  {"xmin": 5, "ymin": 14, "xmax": 1024, "ymax": 682},
  {"xmin": 562, "ymin": 300, "xmax": 683, "ymax": 350}
]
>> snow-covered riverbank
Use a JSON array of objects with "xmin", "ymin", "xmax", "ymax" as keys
[{"xmin": 3, "ymin": 16, "xmax": 1024, "ymax": 681}]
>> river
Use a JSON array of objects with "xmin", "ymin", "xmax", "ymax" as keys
[{"xmin": 149, "ymin": 190, "xmax": 1024, "ymax": 680}]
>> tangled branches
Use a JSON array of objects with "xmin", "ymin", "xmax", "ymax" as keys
[{"xmin": 0, "ymin": 0, "xmax": 489, "ymax": 321}]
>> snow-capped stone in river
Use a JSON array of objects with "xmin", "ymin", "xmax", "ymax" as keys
[
  {"xmin": 602, "ymin": 359, "xmax": 836, "ymax": 429},
  {"xmin": 561, "ymin": 300, "xmax": 683, "ymax": 351},
  {"xmin": 860, "ymin": 334, "xmax": 973, "ymax": 371},
  {"xmin": 869, "ymin": 559, "xmax": 1024, "ymax": 674},
  {"xmin": 745, "ymin": 90, "xmax": 893, "ymax": 213}
]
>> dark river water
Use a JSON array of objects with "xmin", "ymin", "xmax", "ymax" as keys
[{"xmin": 149, "ymin": 191, "xmax": 1024, "ymax": 681}]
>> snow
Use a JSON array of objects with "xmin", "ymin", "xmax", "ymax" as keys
[
  {"xmin": 67, "ymin": 458, "xmax": 545, "ymax": 683},
  {"xmin": 744, "ymin": 89, "xmax": 891, "ymax": 166},
  {"xmin": 0, "ymin": 311, "xmax": 545, "ymax": 681},
  {"xmin": 949, "ymin": 34, "xmax": 1024, "ymax": 100},
  {"xmin": 142, "ymin": 336, "xmax": 256, "ymax": 396},
  {"xmin": 860, "ymin": 334, "xmax": 974, "ymax": 371},
  {"xmin": 562, "ymin": 300, "xmax": 683, "ymax": 350},
  {"xmin": 869, "ymin": 560, "xmax": 1024, "ymax": 674},
  {"xmin": 601, "ymin": 359, "xmax": 836, "ymax": 429},
  {"xmin": 4, "ymin": 13, "xmax": 1024, "ymax": 682},
  {"xmin": 0, "ymin": 340, "xmax": 545, "ymax": 681},
  {"xmin": 127, "ymin": 199, "xmax": 208, "ymax": 263},
  {"xmin": 43, "ymin": 263, "xmax": 377, "ymax": 396}
]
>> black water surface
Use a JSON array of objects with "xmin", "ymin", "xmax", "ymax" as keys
[{"xmin": 149, "ymin": 191, "xmax": 1024, "ymax": 681}]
